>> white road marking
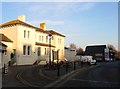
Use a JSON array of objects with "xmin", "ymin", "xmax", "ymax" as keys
[{"xmin": 70, "ymin": 79, "xmax": 120, "ymax": 85}]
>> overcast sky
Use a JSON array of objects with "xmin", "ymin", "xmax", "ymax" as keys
[{"xmin": 1, "ymin": 1, "xmax": 118, "ymax": 50}]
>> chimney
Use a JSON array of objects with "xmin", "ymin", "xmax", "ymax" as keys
[
  {"xmin": 18, "ymin": 15, "xmax": 25, "ymax": 22},
  {"xmin": 40, "ymin": 23, "xmax": 46, "ymax": 30}
]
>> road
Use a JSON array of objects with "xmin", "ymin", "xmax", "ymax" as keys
[
  {"xmin": 54, "ymin": 61, "xmax": 120, "ymax": 87},
  {"xmin": 2, "ymin": 61, "xmax": 120, "ymax": 88}
]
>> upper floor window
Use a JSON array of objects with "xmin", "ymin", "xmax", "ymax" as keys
[
  {"xmin": 58, "ymin": 38, "xmax": 62, "ymax": 44},
  {"xmin": 24, "ymin": 30, "xmax": 26, "ymax": 38},
  {"xmin": 46, "ymin": 36, "xmax": 48, "ymax": 43},
  {"xmin": 28, "ymin": 31, "xmax": 30, "ymax": 38},
  {"xmin": 42, "ymin": 36, "xmax": 44, "ymax": 42},
  {"xmin": 24, "ymin": 30, "xmax": 30, "ymax": 39},
  {"xmin": 39, "ymin": 36, "xmax": 41, "ymax": 41}
]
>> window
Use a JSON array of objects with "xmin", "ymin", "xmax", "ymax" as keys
[
  {"xmin": 58, "ymin": 38, "xmax": 62, "ymax": 44},
  {"xmin": 37, "ymin": 47, "xmax": 41, "ymax": 56},
  {"xmin": 23, "ymin": 45, "xmax": 26, "ymax": 55},
  {"xmin": 39, "ymin": 36, "xmax": 41, "ymax": 41},
  {"xmin": 24, "ymin": 30, "xmax": 26, "ymax": 38},
  {"xmin": 35, "ymin": 34, "xmax": 37, "ymax": 38},
  {"xmin": 47, "ymin": 48, "xmax": 49, "ymax": 55},
  {"xmin": 46, "ymin": 36, "xmax": 48, "ymax": 43},
  {"xmin": 60, "ymin": 39, "xmax": 62, "ymax": 44},
  {"xmin": 42, "ymin": 36, "xmax": 44, "ymax": 42},
  {"xmin": 23, "ymin": 45, "xmax": 31, "ymax": 55},
  {"xmin": 45, "ymin": 48, "xmax": 47, "ymax": 55},
  {"xmin": 28, "ymin": 46, "xmax": 31, "ymax": 55},
  {"xmin": 28, "ymin": 31, "xmax": 30, "ymax": 38}
]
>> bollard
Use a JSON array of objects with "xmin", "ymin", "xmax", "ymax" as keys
[
  {"xmin": 66, "ymin": 62, "xmax": 68, "ymax": 73},
  {"xmin": 4, "ymin": 64, "xmax": 8, "ymax": 74},
  {"xmin": 74, "ymin": 61, "xmax": 76, "ymax": 70},
  {"xmin": 57, "ymin": 63, "xmax": 60, "ymax": 77}
]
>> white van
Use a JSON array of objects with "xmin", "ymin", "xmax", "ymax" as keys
[{"xmin": 81, "ymin": 56, "xmax": 96, "ymax": 65}]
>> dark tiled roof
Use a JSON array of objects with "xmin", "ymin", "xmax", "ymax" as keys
[
  {"xmin": 35, "ymin": 42, "xmax": 55, "ymax": 47},
  {"xmin": 0, "ymin": 34, "xmax": 13, "ymax": 42},
  {"xmin": 1, "ymin": 20, "xmax": 65, "ymax": 37},
  {"xmin": 84, "ymin": 45, "xmax": 106, "ymax": 56}
]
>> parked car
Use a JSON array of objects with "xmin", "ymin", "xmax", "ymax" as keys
[{"xmin": 81, "ymin": 56, "xmax": 96, "ymax": 65}]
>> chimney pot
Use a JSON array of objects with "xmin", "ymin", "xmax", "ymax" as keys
[
  {"xmin": 18, "ymin": 15, "xmax": 25, "ymax": 22},
  {"xmin": 40, "ymin": 23, "xmax": 46, "ymax": 30}
]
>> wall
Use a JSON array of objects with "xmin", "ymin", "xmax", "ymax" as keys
[
  {"xmin": 65, "ymin": 48, "xmax": 78, "ymax": 62},
  {"xmin": 17, "ymin": 25, "xmax": 36, "ymax": 65},
  {"xmin": 53, "ymin": 35, "xmax": 65, "ymax": 60},
  {"xmin": 0, "ymin": 26, "xmax": 17, "ymax": 65}
]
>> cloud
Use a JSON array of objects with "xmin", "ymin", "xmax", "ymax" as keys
[
  {"xmin": 78, "ymin": 3, "xmax": 95, "ymax": 11},
  {"xmin": 28, "ymin": 20, "xmax": 65, "ymax": 26},
  {"xmin": 28, "ymin": 2, "xmax": 95, "ymax": 15}
]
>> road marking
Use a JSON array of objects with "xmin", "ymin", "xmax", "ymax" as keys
[
  {"xmin": 70, "ymin": 79, "xmax": 120, "ymax": 85},
  {"xmin": 16, "ymin": 68, "xmax": 40, "ymax": 87},
  {"xmin": 16, "ymin": 66, "xmax": 41, "ymax": 87},
  {"xmin": 39, "ymin": 69, "xmax": 57, "ymax": 81}
]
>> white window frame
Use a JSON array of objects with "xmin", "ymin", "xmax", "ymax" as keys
[
  {"xmin": 23, "ymin": 45, "xmax": 26, "ymax": 55},
  {"xmin": 27, "ymin": 46, "xmax": 31, "ymax": 55},
  {"xmin": 23, "ymin": 45, "xmax": 31, "ymax": 56},
  {"xmin": 42, "ymin": 36, "xmax": 44, "ymax": 42},
  {"xmin": 28, "ymin": 31, "xmax": 30, "ymax": 39},
  {"xmin": 39, "ymin": 35, "xmax": 41, "ymax": 42},
  {"xmin": 24, "ymin": 30, "xmax": 26, "ymax": 38},
  {"xmin": 46, "ymin": 36, "xmax": 48, "ymax": 43}
]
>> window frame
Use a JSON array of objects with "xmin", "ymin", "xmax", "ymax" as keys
[
  {"xmin": 28, "ymin": 31, "xmax": 30, "ymax": 39},
  {"xmin": 27, "ymin": 46, "xmax": 31, "ymax": 55},
  {"xmin": 23, "ymin": 45, "xmax": 26, "ymax": 55},
  {"xmin": 24, "ymin": 30, "xmax": 26, "ymax": 38},
  {"xmin": 23, "ymin": 45, "xmax": 31, "ymax": 56}
]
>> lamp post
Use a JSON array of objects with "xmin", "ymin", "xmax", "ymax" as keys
[{"xmin": 48, "ymin": 34, "xmax": 52, "ymax": 66}]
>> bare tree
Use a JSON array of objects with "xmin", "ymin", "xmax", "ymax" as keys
[
  {"xmin": 69, "ymin": 43, "xmax": 77, "ymax": 49},
  {"xmin": 107, "ymin": 44, "xmax": 116, "ymax": 50},
  {"xmin": 117, "ymin": 51, "xmax": 120, "ymax": 59},
  {"xmin": 76, "ymin": 47, "xmax": 84, "ymax": 55}
]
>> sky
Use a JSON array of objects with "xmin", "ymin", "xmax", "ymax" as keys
[{"xmin": 1, "ymin": 1, "xmax": 118, "ymax": 50}]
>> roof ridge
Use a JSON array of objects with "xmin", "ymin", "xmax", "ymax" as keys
[{"xmin": 1, "ymin": 20, "xmax": 65, "ymax": 37}]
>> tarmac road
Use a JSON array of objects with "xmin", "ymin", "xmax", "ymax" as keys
[
  {"xmin": 55, "ymin": 61, "xmax": 120, "ymax": 88},
  {"xmin": 3, "ymin": 61, "xmax": 120, "ymax": 88}
]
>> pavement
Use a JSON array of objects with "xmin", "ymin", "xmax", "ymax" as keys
[
  {"xmin": 0, "ymin": 69, "xmax": 2, "ymax": 89},
  {"xmin": 2, "ymin": 61, "xmax": 99, "ymax": 88}
]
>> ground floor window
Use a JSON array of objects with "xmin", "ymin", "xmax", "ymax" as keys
[
  {"xmin": 28, "ymin": 46, "xmax": 31, "ymax": 55},
  {"xmin": 37, "ymin": 47, "xmax": 41, "ymax": 56},
  {"xmin": 23, "ymin": 45, "xmax": 31, "ymax": 56},
  {"xmin": 23, "ymin": 45, "xmax": 26, "ymax": 55}
]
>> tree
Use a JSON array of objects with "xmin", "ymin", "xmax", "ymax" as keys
[
  {"xmin": 76, "ymin": 47, "xmax": 84, "ymax": 55},
  {"xmin": 117, "ymin": 51, "xmax": 120, "ymax": 59},
  {"xmin": 69, "ymin": 43, "xmax": 77, "ymax": 49},
  {"xmin": 107, "ymin": 44, "xmax": 116, "ymax": 50}
]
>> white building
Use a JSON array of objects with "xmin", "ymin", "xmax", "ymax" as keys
[
  {"xmin": 64, "ymin": 47, "xmax": 79, "ymax": 62},
  {"xmin": 0, "ymin": 15, "xmax": 65, "ymax": 65},
  {"xmin": 0, "ymin": 34, "xmax": 13, "ymax": 68}
]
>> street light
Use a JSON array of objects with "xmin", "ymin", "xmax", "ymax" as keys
[{"xmin": 48, "ymin": 34, "xmax": 52, "ymax": 66}]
